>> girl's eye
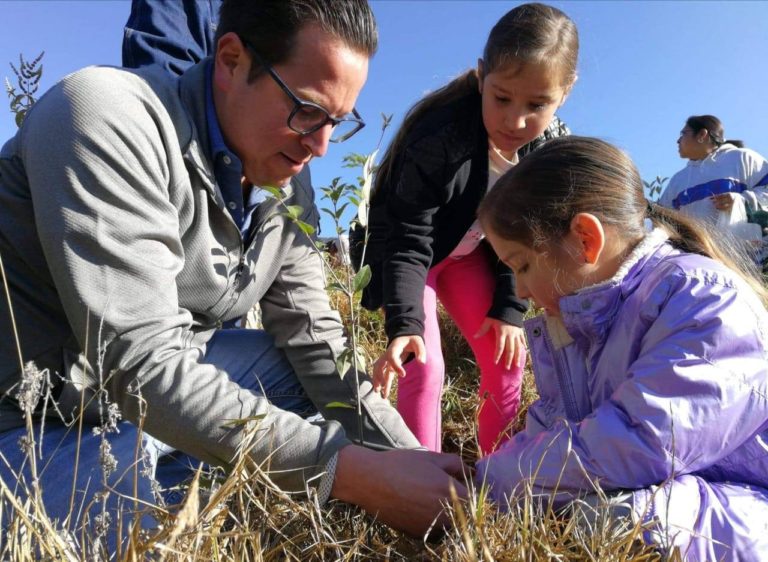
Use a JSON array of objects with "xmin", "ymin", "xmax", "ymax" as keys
[
  {"xmin": 529, "ymin": 103, "xmax": 547, "ymax": 112},
  {"xmin": 515, "ymin": 264, "xmax": 529, "ymax": 275},
  {"xmin": 495, "ymin": 96, "xmax": 510, "ymax": 104}
]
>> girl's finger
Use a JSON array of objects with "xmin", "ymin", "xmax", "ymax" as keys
[
  {"xmin": 382, "ymin": 369, "xmax": 395, "ymax": 398},
  {"xmin": 493, "ymin": 330, "xmax": 505, "ymax": 364},
  {"xmin": 504, "ymin": 336, "xmax": 515, "ymax": 369}
]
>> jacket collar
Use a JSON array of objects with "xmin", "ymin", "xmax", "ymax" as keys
[
  {"xmin": 558, "ymin": 229, "xmax": 672, "ymax": 352},
  {"xmin": 178, "ymin": 58, "xmax": 218, "ymax": 196}
]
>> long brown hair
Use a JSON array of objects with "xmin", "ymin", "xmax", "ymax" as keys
[
  {"xmin": 478, "ymin": 136, "xmax": 768, "ymax": 302},
  {"xmin": 373, "ymin": 3, "xmax": 578, "ymax": 193}
]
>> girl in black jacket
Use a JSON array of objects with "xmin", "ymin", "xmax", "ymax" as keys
[{"xmin": 358, "ymin": 3, "xmax": 579, "ymax": 454}]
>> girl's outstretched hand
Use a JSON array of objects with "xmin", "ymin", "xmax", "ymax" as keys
[
  {"xmin": 372, "ymin": 335, "xmax": 426, "ymax": 398},
  {"xmin": 474, "ymin": 318, "xmax": 526, "ymax": 369}
]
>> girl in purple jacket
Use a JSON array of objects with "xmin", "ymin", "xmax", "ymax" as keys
[{"xmin": 476, "ymin": 136, "xmax": 768, "ymax": 560}]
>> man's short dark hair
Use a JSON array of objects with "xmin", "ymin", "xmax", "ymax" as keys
[{"xmin": 217, "ymin": 0, "xmax": 377, "ymax": 81}]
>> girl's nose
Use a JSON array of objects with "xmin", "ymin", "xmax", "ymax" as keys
[
  {"xmin": 515, "ymin": 279, "xmax": 530, "ymax": 300},
  {"xmin": 506, "ymin": 110, "xmax": 526, "ymax": 131}
]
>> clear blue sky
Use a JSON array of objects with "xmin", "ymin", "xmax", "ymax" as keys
[{"xmin": 2, "ymin": 1, "xmax": 767, "ymax": 237}]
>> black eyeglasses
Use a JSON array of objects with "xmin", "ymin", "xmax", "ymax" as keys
[{"xmin": 239, "ymin": 37, "xmax": 365, "ymax": 143}]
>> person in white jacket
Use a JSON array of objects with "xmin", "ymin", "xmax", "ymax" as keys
[{"xmin": 659, "ymin": 115, "xmax": 768, "ymax": 244}]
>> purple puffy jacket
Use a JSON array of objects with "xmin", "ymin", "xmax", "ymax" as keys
[{"xmin": 476, "ymin": 230, "xmax": 768, "ymax": 561}]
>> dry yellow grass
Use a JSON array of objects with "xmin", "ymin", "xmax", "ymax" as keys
[{"xmin": 0, "ymin": 261, "xmax": 676, "ymax": 561}]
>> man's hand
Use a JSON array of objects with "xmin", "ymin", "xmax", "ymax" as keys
[
  {"xmin": 372, "ymin": 335, "xmax": 426, "ymax": 398},
  {"xmin": 330, "ymin": 445, "xmax": 469, "ymax": 537},
  {"xmin": 474, "ymin": 318, "xmax": 526, "ymax": 369}
]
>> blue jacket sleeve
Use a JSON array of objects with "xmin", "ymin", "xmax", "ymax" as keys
[{"xmin": 122, "ymin": 0, "xmax": 222, "ymax": 75}]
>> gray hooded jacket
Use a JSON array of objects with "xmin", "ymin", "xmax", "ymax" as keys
[{"xmin": 0, "ymin": 61, "xmax": 418, "ymax": 492}]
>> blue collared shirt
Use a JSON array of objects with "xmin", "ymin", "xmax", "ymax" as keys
[{"xmin": 205, "ymin": 61, "xmax": 265, "ymax": 238}]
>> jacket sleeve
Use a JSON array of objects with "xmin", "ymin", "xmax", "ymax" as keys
[
  {"xmin": 122, "ymin": 0, "xmax": 221, "ymax": 76},
  {"xmin": 380, "ymin": 137, "xmax": 451, "ymax": 341},
  {"xmin": 476, "ymin": 267, "xmax": 768, "ymax": 504},
  {"xmin": 741, "ymin": 148, "xmax": 768, "ymax": 207},
  {"xmin": 20, "ymin": 67, "xmax": 347, "ymax": 493}
]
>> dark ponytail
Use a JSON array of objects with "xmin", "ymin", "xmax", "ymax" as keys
[
  {"xmin": 372, "ymin": 70, "xmax": 479, "ymax": 195},
  {"xmin": 645, "ymin": 202, "xmax": 765, "ymax": 301},
  {"xmin": 686, "ymin": 114, "xmax": 745, "ymax": 149}
]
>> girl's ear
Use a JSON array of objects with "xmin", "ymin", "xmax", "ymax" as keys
[
  {"xmin": 696, "ymin": 128, "xmax": 710, "ymax": 145},
  {"xmin": 570, "ymin": 213, "xmax": 605, "ymax": 265},
  {"xmin": 477, "ymin": 58, "xmax": 485, "ymax": 94}
]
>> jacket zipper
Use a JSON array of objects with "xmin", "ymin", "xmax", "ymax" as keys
[{"xmin": 532, "ymin": 320, "xmax": 582, "ymax": 421}]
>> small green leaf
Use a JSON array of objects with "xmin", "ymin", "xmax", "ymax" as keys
[
  {"xmin": 335, "ymin": 354, "xmax": 352, "ymax": 377},
  {"xmin": 352, "ymin": 265, "xmax": 372, "ymax": 293},
  {"xmin": 285, "ymin": 204, "xmax": 303, "ymax": 220},
  {"xmin": 353, "ymin": 348, "xmax": 367, "ymax": 372},
  {"xmin": 296, "ymin": 220, "xmax": 315, "ymax": 235},
  {"xmin": 327, "ymin": 282, "xmax": 346, "ymax": 292},
  {"xmin": 325, "ymin": 401, "xmax": 355, "ymax": 409},
  {"xmin": 261, "ymin": 185, "xmax": 284, "ymax": 199}
]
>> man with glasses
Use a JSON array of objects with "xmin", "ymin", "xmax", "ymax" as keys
[{"xmin": 0, "ymin": 0, "xmax": 467, "ymax": 550}]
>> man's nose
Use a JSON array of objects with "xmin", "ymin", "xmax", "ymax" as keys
[{"xmin": 300, "ymin": 124, "xmax": 333, "ymax": 158}]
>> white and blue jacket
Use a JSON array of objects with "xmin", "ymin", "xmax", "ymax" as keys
[{"xmin": 660, "ymin": 144, "xmax": 768, "ymax": 235}]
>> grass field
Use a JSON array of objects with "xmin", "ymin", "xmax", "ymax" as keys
[{"xmin": 0, "ymin": 261, "xmax": 677, "ymax": 561}]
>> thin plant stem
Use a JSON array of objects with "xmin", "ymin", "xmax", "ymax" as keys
[
  {"xmin": 0, "ymin": 251, "xmax": 41, "ymax": 504},
  {"xmin": 66, "ymin": 311, "xmax": 89, "ymax": 531}
]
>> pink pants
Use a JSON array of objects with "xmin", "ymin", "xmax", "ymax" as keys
[{"xmin": 396, "ymin": 244, "xmax": 525, "ymax": 454}]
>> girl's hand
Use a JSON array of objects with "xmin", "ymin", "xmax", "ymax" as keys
[
  {"xmin": 372, "ymin": 335, "xmax": 426, "ymax": 398},
  {"xmin": 474, "ymin": 318, "xmax": 526, "ymax": 369}
]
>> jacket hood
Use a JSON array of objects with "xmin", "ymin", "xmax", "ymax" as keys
[{"xmin": 556, "ymin": 229, "xmax": 671, "ymax": 353}]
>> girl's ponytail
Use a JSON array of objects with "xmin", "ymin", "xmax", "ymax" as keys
[
  {"xmin": 372, "ymin": 70, "xmax": 479, "ymax": 197},
  {"xmin": 646, "ymin": 202, "xmax": 767, "ymax": 302}
]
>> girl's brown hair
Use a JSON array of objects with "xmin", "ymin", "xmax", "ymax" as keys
[
  {"xmin": 373, "ymin": 3, "xmax": 578, "ymax": 193},
  {"xmin": 477, "ymin": 136, "xmax": 767, "ymax": 302}
]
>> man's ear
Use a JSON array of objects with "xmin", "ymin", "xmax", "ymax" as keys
[
  {"xmin": 477, "ymin": 58, "xmax": 484, "ymax": 94},
  {"xmin": 570, "ymin": 213, "xmax": 605, "ymax": 265},
  {"xmin": 213, "ymin": 32, "xmax": 245, "ymax": 92}
]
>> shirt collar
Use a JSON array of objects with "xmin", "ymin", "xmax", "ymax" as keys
[{"xmin": 205, "ymin": 60, "xmax": 240, "ymax": 166}]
